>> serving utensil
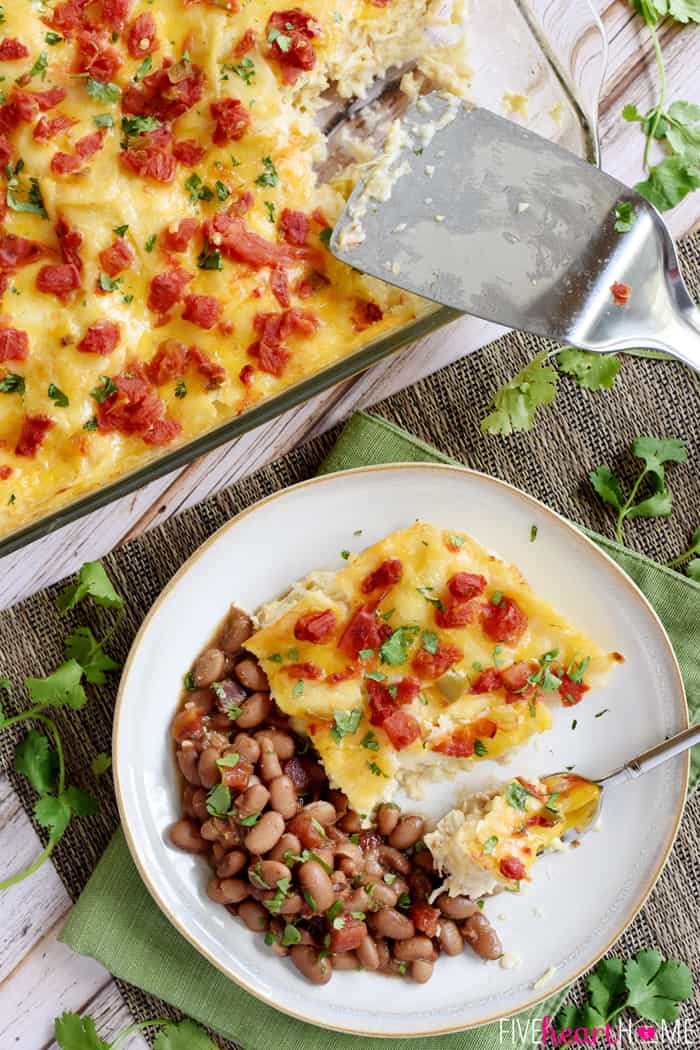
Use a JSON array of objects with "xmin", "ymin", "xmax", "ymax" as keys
[
  {"xmin": 551, "ymin": 721, "xmax": 700, "ymax": 840},
  {"xmin": 331, "ymin": 95, "xmax": 700, "ymax": 374}
]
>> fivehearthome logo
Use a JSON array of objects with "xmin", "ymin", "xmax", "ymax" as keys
[{"xmin": 497, "ymin": 1016, "xmax": 697, "ymax": 1045}]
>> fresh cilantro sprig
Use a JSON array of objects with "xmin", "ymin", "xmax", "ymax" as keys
[
  {"xmin": 666, "ymin": 524, "xmax": 700, "ymax": 581},
  {"xmin": 625, "ymin": 2, "xmax": 700, "ymax": 211},
  {"xmin": 555, "ymin": 949, "xmax": 692, "ymax": 1031},
  {"xmin": 0, "ymin": 561, "xmax": 122, "ymax": 891},
  {"xmin": 54, "ymin": 1012, "xmax": 220, "ymax": 1049},
  {"xmin": 589, "ymin": 435, "xmax": 687, "ymax": 544}
]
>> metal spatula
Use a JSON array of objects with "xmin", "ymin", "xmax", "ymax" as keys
[{"xmin": 331, "ymin": 94, "xmax": 700, "ymax": 374}]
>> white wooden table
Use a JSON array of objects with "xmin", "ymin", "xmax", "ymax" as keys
[{"xmin": 2, "ymin": 4, "xmax": 700, "ymax": 1046}]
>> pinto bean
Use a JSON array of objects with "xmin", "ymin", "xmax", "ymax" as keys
[
  {"xmin": 438, "ymin": 919, "xmax": 464, "ymax": 955},
  {"xmin": 436, "ymin": 893, "xmax": 479, "ymax": 920},
  {"xmin": 339, "ymin": 811, "xmax": 362, "ymax": 834},
  {"xmin": 303, "ymin": 800, "xmax": 337, "ymax": 826},
  {"xmin": 238, "ymin": 899, "xmax": 269, "ymax": 933},
  {"xmin": 413, "ymin": 849, "xmax": 436, "ymax": 874},
  {"xmin": 191, "ymin": 788, "xmax": 208, "ymax": 821},
  {"xmin": 389, "ymin": 815, "xmax": 425, "ymax": 851},
  {"xmin": 462, "ymin": 912, "xmax": 503, "ymax": 960},
  {"xmin": 327, "ymin": 789, "xmax": 349, "ymax": 818},
  {"xmin": 269, "ymin": 775, "xmax": 298, "ymax": 819},
  {"xmin": 235, "ymin": 692, "xmax": 272, "ymax": 729},
  {"xmin": 375, "ymin": 937, "xmax": 391, "ymax": 970},
  {"xmin": 273, "ymin": 892, "xmax": 303, "ymax": 916},
  {"xmin": 232, "ymin": 733, "xmax": 261, "ymax": 764},
  {"xmin": 244, "ymin": 810, "xmax": 284, "ymax": 854},
  {"xmin": 408, "ymin": 870, "xmax": 433, "ymax": 902},
  {"xmin": 237, "ymin": 783, "xmax": 270, "ymax": 819},
  {"xmin": 177, "ymin": 743, "xmax": 201, "ymax": 785},
  {"xmin": 369, "ymin": 908, "xmax": 415, "ymax": 940},
  {"xmin": 393, "ymin": 935, "xmax": 437, "ymax": 962},
  {"xmin": 268, "ymin": 918, "xmax": 290, "ymax": 957},
  {"xmin": 216, "ymin": 850, "xmax": 247, "ymax": 878},
  {"xmin": 333, "ymin": 952, "xmax": 360, "ymax": 971},
  {"xmin": 198, "ymin": 747, "xmax": 222, "ymax": 789},
  {"xmin": 357, "ymin": 934, "xmax": 380, "ymax": 970},
  {"xmin": 378, "ymin": 845, "xmax": 411, "ymax": 876},
  {"xmin": 264, "ymin": 729, "xmax": 295, "ymax": 759},
  {"xmin": 268, "ymin": 832, "xmax": 301, "ymax": 863},
  {"xmin": 194, "ymin": 648, "xmax": 227, "ymax": 688},
  {"xmin": 217, "ymin": 607, "xmax": 253, "ymax": 655},
  {"xmin": 290, "ymin": 945, "xmax": 332, "ymax": 985},
  {"xmin": 344, "ymin": 887, "xmax": 371, "ymax": 914},
  {"xmin": 298, "ymin": 860, "xmax": 334, "ymax": 912},
  {"xmin": 259, "ymin": 749, "xmax": 282, "ymax": 782},
  {"xmin": 377, "ymin": 803, "xmax": 401, "ymax": 837},
  {"xmin": 207, "ymin": 877, "xmax": 250, "ymax": 904},
  {"xmin": 411, "ymin": 960, "xmax": 434, "ymax": 983},
  {"xmin": 253, "ymin": 859, "xmax": 292, "ymax": 887},
  {"xmin": 235, "ymin": 657, "xmax": 269, "ymax": 692},
  {"xmin": 169, "ymin": 819, "xmax": 208, "ymax": 853},
  {"xmin": 366, "ymin": 881, "xmax": 398, "ymax": 909}
]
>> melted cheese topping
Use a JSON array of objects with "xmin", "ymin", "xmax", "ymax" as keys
[
  {"xmin": 247, "ymin": 523, "xmax": 617, "ymax": 814},
  {"xmin": 426, "ymin": 773, "xmax": 602, "ymax": 897},
  {"xmin": 0, "ymin": 0, "xmax": 471, "ymax": 534}
]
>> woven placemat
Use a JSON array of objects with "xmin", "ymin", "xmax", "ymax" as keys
[{"xmin": 2, "ymin": 231, "xmax": 700, "ymax": 1046}]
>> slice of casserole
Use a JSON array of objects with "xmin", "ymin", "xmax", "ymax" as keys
[{"xmin": 246, "ymin": 523, "xmax": 618, "ymax": 814}]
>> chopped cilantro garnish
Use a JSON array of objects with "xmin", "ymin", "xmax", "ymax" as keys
[
  {"xmin": 530, "ymin": 524, "xmax": 538, "ymax": 542},
  {"xmin": 206, "ymin": 783, "xmax": 231, "ymax": 817},
  {"xmin": 48, "ymin": 383, "xmax": 69, "ymax": 407},
  {"xmin": 416, "ymin": 586, "xmax": 446, "ymax": 612},
  {"xmin": 483, "ymin": 835, "xmax": 498, "ymax": 854},
  {"xmin": 367, "ymin": 761, "xmax": 389, "ymax": 778},
  {"xmin": 330, "ymin": 708, "xmax": 362, "ymax": 743},
  {"xmin": 292, "ymin": 679, "xmax": 304, "ymax": 699},
  {"xmin": 255, "ymin": 156, "xmax": 279, "ymax": 188},
  {"xmin": 360, "ymin": 730, "xmax": 378, "ymax": 751},
  {"xmin": 505, "ymin": 780, "xmax": 536, "ymax": 811},
  {"xmin": 239, "ymin": 811, "xmax": 261, "ymax": 826},
  {"xmin": 90, "ymin": 375, "xmax": 117, "ymax": 404},
  {"xmin": 473, "ymin": 739, "xmax": 488, "ymax": 757},
  {"xmin": 379, "ymin": 625, "xmax": 420, "ymax": 665}
]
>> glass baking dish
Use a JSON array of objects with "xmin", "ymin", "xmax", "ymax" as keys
[{"xmin": 0, "ymin": 0, "xmax": 606, "ymax": 557}]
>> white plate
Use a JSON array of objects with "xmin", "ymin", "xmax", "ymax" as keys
[{"xmin": 114, "ymin": 464, "xmax": 688, "ymax": 1038}]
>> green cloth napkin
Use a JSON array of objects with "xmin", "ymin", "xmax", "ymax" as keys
[{"xmin": 60, "ymin": 411, "xmax": 700, "ymax": 1050}]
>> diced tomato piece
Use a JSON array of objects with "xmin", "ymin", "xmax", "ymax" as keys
[
  {"xmin": 126, "ymin": 12, "xmax": 157, "ymax": 58},
  {"xmin": 480, "ymin": 596, "xmax": 528, "ymax": 645},
  {"xmin": 280, "ymin": 209, "xmax": 310, "ymax": 246},
  {"xmin": 383, "ymin": 709, "xmax": 421, "ymax": 750},
  {"xmin": 171, "ymin": 705, "xmax": 203, "ymax": 741},
  {"xmin": 352, "ymin": 299, "xmax": 383, "ymax": 332},
  {"xmin": 558, "ymin": 673, "xmax": 589, "ymax": 707},
  {"xmin": 330, "ymin": 917, "xmax": 367, "ymax": 952},
  {"xmin": 294, "ymin": 609, "xmax": 337, "ymax": 644},
  {"xmin": 148, "ymin": 268, "xmax": 192, "ymax": 313},
  {"xmin": 182, "ymin": 293, "xmax": 222, "ymax": 330},
  {"xmin": 470, "ymin": 667, "xmax": 503, "ymax": 694},
  {"xmin": 36, "ymin": 263, "xmax": 80, "ymax": 300},
  {"xmin": 77, "ymin": 319, "xmax": 120, "ymax": 355},
  {"xmin": 210, "ymin": 97, "xmax": 251, "ymax": 145},
  {"xmin": 162, "ymin": 218, "xmax": 198, "ymax": 253},
  {"xmin": 361, "ymin": 558, "xmax": 403, "ymax": 594},
  {"xmin": 283, "ymin": 661, "xmax": 322, "ymax": 680},
  {"xmin": 51, "ymin": 152, "xmax": 83, "ymax": 175},
  {"xmin": 410, "ymin": 902, "xmax": 440, "ymax": 937},
  {"xmin": 447, "ymin": 573, "xmax": 487, "ymax": 600},
  {"xmin": 15, "ymin": 414, "xmax": 55, "ymax": 457},
  {"xmin": 500, "ymin": 661, "xmax": 532, "ymax": 693},
  {"xmin": 0, "ymin": 233, "xmax": 44, "ymax": 269},
  {"xmin": 233, "ymin": 28, "xmax": 256, "ymax": 56},
  {"xmin": 266, "ymin": 8, "xmax": 321, "ymax": 84},
  {"xmin": 0, "ymin": 328, "xmax": 29, "ymax": 363},
  {"xmin": 610, "ymin": 281, "xmax": 631, "ymax": 306},
  {"xmin": 411, "ymin": 642, "xmax": 462, "ymax": 680},
  {"xmin": 220, "ymin": 756, "xmax": 254, "ymax": 792},
  {"xmin": 34, "ymin": 113, "xmax": 76, "ymax": 141},
  {"xmin": 499, "ymin": 856, "xmax": 526, "ymax": 881},
  {"xmin": 32, "ymin": 87, "xmax": 67, "ymax": 111},
  {"xmin": 99, "ymin": 237, "xmax": 133, "ymax": 277},
  {"xmin": 101, "ymin": 0, "xmax": 131, "ymax": 31},
  {"xmin": 270, "ymin": 265, "xmax": 290, "ymax": 308},
  {"xmin": 172, "ymin": 139, "xmax": 206, "ymax": 166},
  {"xmin": 74, "ymin": 128, "xmax": 105, "ymax": 158},
  {"xmin": 337, "ymin": 600, "xmax": 388, "ymax": 660},
  {"xmin": 287, "ymin": 812, "xmax": 326, "ymax": 849},
  {"xmin": 145, "ymin": 339, "xmax": 188, "ymax": 385},
  {"xmin": 435, "ymin": 597, "xmax": 474, "ymax": 629},
  {"xmin": 56, "ymin": 217, "xmax": 84, "ymax": 271},
  {"xmin": 0, "ymin": 39, "xmax": 30, "ymax": 61}
]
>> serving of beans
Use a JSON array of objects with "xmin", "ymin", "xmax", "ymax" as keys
[{"xmin": 169, "ymin": 605, "xmax": 503, "ymax": 985}]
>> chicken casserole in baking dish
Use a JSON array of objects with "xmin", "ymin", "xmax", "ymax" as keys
[{"xmin": 0, "ymin": 0, "xmax": 470, "ymax": 534}]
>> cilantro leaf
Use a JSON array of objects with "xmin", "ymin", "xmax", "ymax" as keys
[
  {"xmin": 504, "ymin": 780, "xmax": 534, "ymax": 811},
  {"xmin": 91, "ymin": 751, "xmax": 112, "ymax": 776},
  {"xmin": 625, "ymin": 483, "xmax": 673, "ymax": 520},
  {"xmin": 62, "ymin": 785, "xmax": 99, "ymax": 817},
  {"xmin": 153, "ymin": 1019, "xmax": 220, "ymax": 1050},
  {"xmin": 64, "ymin": 626, "xmax": 119, "ymax": 684},
  {"xmin": 57, "ymin": 561, "xmax": 123, "ymax": 612},
  {"xmin": 481, "ymin": 351, "xmax": 558, "ymax": 435},
  {"xmin": 624, "ymin": 950, "xmax": 693, "ymax": 1022},
  {"xmin": 614, "ymin": 201, "xmax": 638, "ymax": 232},
  {"xmin": 25, "ymin": 659, "xmax": 87, "ymax": 709},
  {"xmin": 687, "ymin": 558, "xmax": 700, "ymax": 581},
  {"xmin": 631, "ymin": 435, "xmax": 687, "ymax": 483},
  {"xmin": 379, "ymin": 626, "xmax": 420, "ymax": 665},
  {"xmin": 34, "ymin": 794, "xmax": 72, "ymax": 840},
  {"xmin": 54, "ymin": 1011, "xmax": 110, "ymax": 1050},
  {"xmin": 15, "ymin": 730, "xmax": 57, "ymax": 794},
  {"xmin": 589, "ymin": 466, "xmax": 624, "ymax": 511},
  {"xmin": 588, "ymin": 957, "xmax": 627, "ymax": 1017},
  {"xmin": 330, "ymin": 708, "xmax": 362, "ymax": 743},
  {"xmin": 557, "ymin": 349, "xmax": 621, "ymax": 391},
  {"xmin": 636, "ymin": 155, "xmax": 700, "ymax": 211}
]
